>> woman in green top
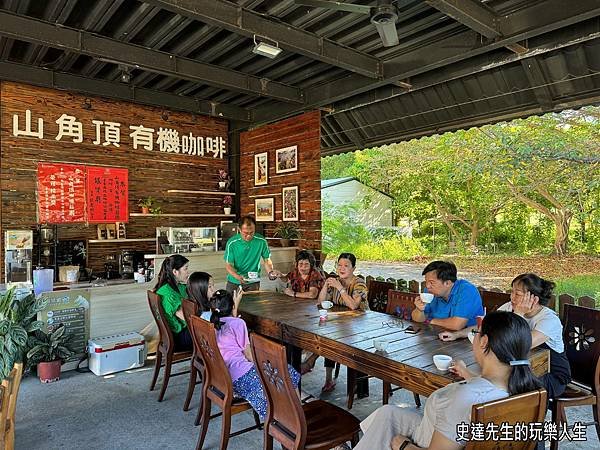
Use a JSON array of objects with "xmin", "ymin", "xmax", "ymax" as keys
[{"xmin": 154, "ymin": 254, "xmax": 191, "ymax": 350}]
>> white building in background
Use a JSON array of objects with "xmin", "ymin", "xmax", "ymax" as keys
[{"xmin": 321, "ymin": 177, "xmax": 393, "ymax": 227}]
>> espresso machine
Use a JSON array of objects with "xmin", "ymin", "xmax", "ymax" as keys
[
  {"xmin": 103, "ymin": 254, "xmax": 119, "ymax": 280},
  {"xmin": 118, "ymin": 250, "xmax": 146, "ymax": 279}
]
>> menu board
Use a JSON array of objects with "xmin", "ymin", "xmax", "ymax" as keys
[
  {"xmin": 37, "ymin": 163, "xmax": 86, "ymax": 223},
  {"xmin": 38, "ymin": 289, "xmax": 91, "ymax": 364},
  {"xmin": 86, "ymin": 166, "xmax": 129, "ymax": 223}
]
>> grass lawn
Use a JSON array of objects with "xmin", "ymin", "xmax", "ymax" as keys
[{"xmin": 554, "ymin": 275, "xmax": 600, "ymax": 301}]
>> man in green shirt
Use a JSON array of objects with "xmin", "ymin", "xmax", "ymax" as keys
[{"xmin": 224, "ymin": 215, "xmax": 280, "ymax": 292}]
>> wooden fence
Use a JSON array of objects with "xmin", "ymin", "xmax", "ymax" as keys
[{"xmin": 360, "ymin": 274, "xmax": 597, "ymax": 320}]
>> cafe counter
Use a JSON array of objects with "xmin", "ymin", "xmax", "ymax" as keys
[{"xmin": 83, "ymin": 246, "xmax": 297, "ymax": 339}]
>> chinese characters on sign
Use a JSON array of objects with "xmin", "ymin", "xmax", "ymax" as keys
[
  {"xmin": 38, "ymin": 289, "xmax": 91, "ymax": 364},
  {"xmin": 37, "ymin": 163, "xmax": 128, "ymax": 224},
  {"xmin": 86, "ymin": 166, "xmax": 129, "ymax": 223},
  {"xmin": 37, "ymin": 163, "xmax": 86, "ymax": 223},
  {"xmin": 13, "ymin": 110, "xmax": 227, "ymax": 159},
  {"xmin": 456, "ymin": 421, "xmax": 587, "ymax": 443}
]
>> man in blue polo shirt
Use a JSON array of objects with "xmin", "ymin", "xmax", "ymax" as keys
[{"xmin": 411, "ymin": 260, "xmax": 483, "ymax": 330}]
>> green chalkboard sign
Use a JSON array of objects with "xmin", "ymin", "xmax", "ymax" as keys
[{"xmin": 38, "ymin": 289, "xmax": 91, "ymax": 363}]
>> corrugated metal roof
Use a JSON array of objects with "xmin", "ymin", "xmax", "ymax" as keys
[{"xmin": 0, "ymin": 0, "xmax": 598, "ymax": 155}]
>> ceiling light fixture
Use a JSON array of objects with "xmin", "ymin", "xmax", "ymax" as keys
[
  {"xmin": 252, "ymin": 35, "xmax": 282, "ymax": 59},
  {"xmin": 119, "ymin": 64, "xmax": 132, "ymax": 83}
]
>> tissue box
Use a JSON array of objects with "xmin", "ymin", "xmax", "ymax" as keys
[{"xmin": 88, "ymin": 332, "xmax": 146, "ymax": 376}]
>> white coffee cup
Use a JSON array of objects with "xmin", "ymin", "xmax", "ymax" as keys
[
  {"xmin": 420, "ymin": 293, "xmax": 434, "ymax": 303},
  {"xmin": 433, "ymin": 354, "xmax": 452, "ymax": 371},
  {"xmin": 373, "ymin": 338, "xmax": 389, "ymax": 352},
  {"xmin": 247, "ymin": 271, "xmax": 259, "ymax": 280},
  {"xmin": 321, "ymin": 300, "xmax": 333, "ymax": 309},
  {"xmin": 318, "ymin": 309, "xmax": 328, "ymax": 320}
]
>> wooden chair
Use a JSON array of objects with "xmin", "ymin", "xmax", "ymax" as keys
[
  {"xmin": 147, "ymin": 290, "xmax": 192, "ymax": 402},
  {"xmin": 465, "ymin": 389, "xmax": 547, "ymax": 449},
  {"xmin": 479, "ymin": 289, "xmax": 510, "ymax": 313},
  {"xmin": 0, "ymin": 362, "xmax": 23, "ymax": 450},
  {"xmin": 382, "ymin": 290, "xmax": 421, "ymax": 408},
  {"xmin": 367, "ymin": 279, "xmax": 395, "ymax": 312},
  {"xmin": 250, "ymin": 333, "xmax": 361, "ymax": 450},
  {"xmin": 181, "ymin": 298, "xmax": 204, "ymax": 412},
  {"xmin": 549, "ymin": 304, "xmax": 600, "ymax": 450},
  {"xmin": 189, "ymin": 315, "xmax": 261, "ymax": 450}
]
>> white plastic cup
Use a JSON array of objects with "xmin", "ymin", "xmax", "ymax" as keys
[
  {"xmin": 318, "ymin": 309, "xmax": 328, "ymax": 320},
  {"xmin": 433, "ymin": 354, "xmax": 453, "ymax": 371},
  {"xmin": 373, "ymin": 338, "xmax": 389, "ymax": 352},
  {"xmin": 420, "ymin": 293, "xmax": 434, "ymax": 303}
]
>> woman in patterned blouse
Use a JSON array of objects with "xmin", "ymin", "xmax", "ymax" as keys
[
  {"xmin": 302, "ymin": 252, "xmax": 369, "ymax": 392},
  {"xmin": 283, "ymin": 250, "xmax": 325, "ymax": 299}
]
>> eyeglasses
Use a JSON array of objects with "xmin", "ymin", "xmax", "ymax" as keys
[{"xmin": 382, "ymin": 318, "xmax": 405, "ymax": 328}]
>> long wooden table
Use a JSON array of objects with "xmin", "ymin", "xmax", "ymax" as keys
[{"xmin": 240, "ymin": 292, "xmax": 549, "ymax": 397}]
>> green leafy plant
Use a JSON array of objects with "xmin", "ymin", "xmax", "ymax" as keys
[
  {"xmin": 138, "ymin": 196, "xmax": 156, "ymax": 208},
  {"xmin": 0, "ymin": 288, "xmax": 47, "ymax": 380},
  {"xmin": 273, "ymin": 222, "xmax": 301, "ymax": 240},
  {"xmin": 150, "ymin": 205, "xmax": 162, "ymax": 215},
  {"xmin": 26, "ymin": 324, "xmax": 76, "ymax": 366}
]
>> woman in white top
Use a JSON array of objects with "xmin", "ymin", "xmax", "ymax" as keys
[
  {"xmin": 187, "ymin": 271, "xmax": 242, "ymax": 321},
  {"xmin": 356, "ymin": 311, "xmax": 543, "ymax": 450},
  {"xmin": 441, "ymin": 273, "xmax": 570, "ymax": 399}
]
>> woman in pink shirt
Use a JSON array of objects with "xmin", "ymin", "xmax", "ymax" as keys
[{"xmin": 209, "ymin": 290, "xmax": 300, "ymax": 419}]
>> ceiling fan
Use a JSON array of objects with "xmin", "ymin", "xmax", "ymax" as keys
[{"xmin": 295, "ymin": 0, "xmax": 400, "ymax": 47}]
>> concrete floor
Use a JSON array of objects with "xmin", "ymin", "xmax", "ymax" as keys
[{"xmin": 15, "ymin": 358, "xmax": 599, "ymax": 450}]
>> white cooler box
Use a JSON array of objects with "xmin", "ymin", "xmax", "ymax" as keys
[{"xmin": 88, "ymin": 332, "xmax": 146, "ymax": 376}]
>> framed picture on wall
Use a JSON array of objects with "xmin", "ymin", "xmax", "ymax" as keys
[
  {"xmin": 282, "ymin": 186, "xmax": 299, "ymax": 221},
  {"xmin": 255, "ymin": 198, "xmax": 274, "ymax": 222},
  {"xmin": 254, "ymin": 152, "xmax": 268, "ymax": 186},
  {"xmin": 275, "ymin": 146, "xmax": 297, "ymax": 174}
]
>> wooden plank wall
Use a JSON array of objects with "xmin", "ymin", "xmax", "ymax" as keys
[
  {"xmin": 0, "ymin": 81, "xmax": 229, "ymax": 278},
  {"xmin": 239, "ymin": 111, "xmax": 321, "ymax": 250}
]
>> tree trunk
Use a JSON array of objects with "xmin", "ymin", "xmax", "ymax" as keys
[
  {"xmin": 469, "ymin": 223, "xmax": 480, "ymax": 248},
  {"xmin": 553, "ymin": 211, "xmax": 572, "ymax": 256}
]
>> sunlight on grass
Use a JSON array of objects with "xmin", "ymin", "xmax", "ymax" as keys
[{"xmin": 555, "ymin": 275, "xmax": 600, "ymax": 302}]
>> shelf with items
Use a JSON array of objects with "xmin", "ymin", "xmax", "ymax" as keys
[
  {"xmin": 88, "ymin": 238, "xmax": 156, "ymax": 243},
  {"xmin": 130, "ymin": 213, "xmax": 236, "ymax": 218},
  {"xmin": 166, "ymin": 190, "xmax": 236, "ymax": 196}
]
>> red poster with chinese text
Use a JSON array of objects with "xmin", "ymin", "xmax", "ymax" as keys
[
  {"xmin": 86, "ymin": 167, "xmax": 129, "ymax": 223},
  {"xmin": 37, "ymin": 163, "xmax": 86, "ymax": 223}
]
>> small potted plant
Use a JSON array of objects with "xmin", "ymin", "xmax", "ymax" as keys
[
  {"xmin": 27, "ymin": 324, "xmax": 75, "ymax": 383},
  {"xmin": 223, "ymin": 195, "xmax": 233, "ymax": 215},
  {"xmin": 138, "ymin": 196, "xmax": 155, "ymax": 214},
  {"xmin": 273, "ymin": 222, "xmax": 301, "ymax": 247},
  {"xmin": 218, "ymin": 169, "xmax": 232, "ymax": 191}
]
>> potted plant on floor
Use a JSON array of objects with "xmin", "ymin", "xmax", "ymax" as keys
[
  {"xmin": 273, "ymin": 222, "xmax": 301, "ymax": 247},
  {"xmin": 138, "ymin": 196, "xmax": 156, "ymax": 214},
  {"xmin": 27, "ymin": 324, "xmax": 75, "ymax": 383},
  {"xmin": 0, "ymin": 288, "xmax": 47, "ymax": 380},
  {"xmin": 223, "ymin": 195, "xmax": 233, "ymax": 215}
]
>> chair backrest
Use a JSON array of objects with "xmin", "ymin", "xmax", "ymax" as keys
[
  {"xmin": 386, "ymin": 290, "xmax": 419, "ymax": 318},
  {"xmin": 479, "ymin": 289, "xmax": 510, "ymax": 313},
  {"xmin": 367, "ymin": 279, "xmax": 395, "ymax": 312},
  {"xmin": 250, "ymin": 333, "xmax": 306, "ymax": 450},
  {"xmin": 181, "ymin": 298, "xmax": 199, "ymax": 328},
  {"xmin": 189, "ymin": 315, "xmax": 234, "ymax": 406},
  {"xmin": 1, "ymin": 362, "xmax": 24, "ymax": 441},
  {"xmin": 465, "ymin": 389, "xmax": 547, "ymax": 450},
  {"xmin": 562, "ymin": 304, "xmax": 600, "ymax": 394},
  {"xmin": 147, "ymin": 290, "xmax": 176, "ymax": 353}
]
